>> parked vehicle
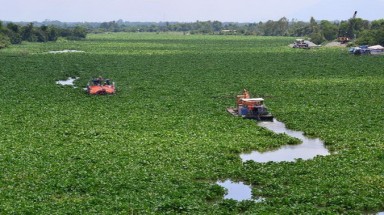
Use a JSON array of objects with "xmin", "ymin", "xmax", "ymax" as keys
[
  {"xmin": 349, "ymin": 45, "xmax": 371, "ymax": 55},
  {"xmin": 293, "ymin": 39, "xmax": 309, "ymax": 49}
]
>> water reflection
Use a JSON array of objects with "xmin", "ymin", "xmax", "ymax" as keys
[
  {"xmin": 240, "ymin": 119, "xmax": 330, "ymax": 163},
  {"xmin": 216, "ymin": 180, "xmax": 265, "ymax": 202},
  {"xmin": 216, "ymin": 180, "xmax": 252, "ymax": 201}
]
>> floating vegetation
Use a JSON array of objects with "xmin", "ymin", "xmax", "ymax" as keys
[{"xmin": 1, "ymin": 32, "xmax": 383, "ymax": 214}]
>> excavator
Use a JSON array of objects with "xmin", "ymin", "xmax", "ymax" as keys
[
  {"xmin": 227, "ymin": 89, "xmax": 273, "ymax": 121},
  {"xmin": 338, "ymin": 11, "xmax": 357, "ymax": 44}
]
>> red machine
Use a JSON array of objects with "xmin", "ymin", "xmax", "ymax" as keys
[{"xmin": 87, "ymin": 77, "xmax": 115, "ymax": 95}]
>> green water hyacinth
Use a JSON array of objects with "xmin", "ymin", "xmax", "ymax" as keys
[{"xmin": 0, "ymin": 32, "xmax": 383, "ymax": 214}]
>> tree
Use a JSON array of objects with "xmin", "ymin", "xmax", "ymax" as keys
[
  {"xmin": 356, "ymin": 30, "xmax": 375, "ymax": 45},
  {"xmin": 276, "ymin": 17, "xmax": 289, "ymax": 36},
  {"xmin": 308, "ymin": 17, "xmax": 325, "ymax": 44},
  {"xmin": 320, "ymin": 20, "xmax": 338, "ymax": 41},
  {"xmin": 21, "ymin": 23, "xmax": 35, "ymax": 42},
  {"xmin": 47, "ymin": 26, "xmax": 59, "ymax": 41},
  {"xmin": 4, "ymin": 22, "xmax": 22, "ymax": 44},
  {"xmin": 7, "ymin": 22, "xmax": 19, "ymax": 32},
  {"xmin": 71, "ymin": 26, "xmax": 87, "ymax": 39},
  {"xmin": 340, "ymin": 17, "xmax": 368, "ymax": 39},
  {"xmin": 100, "ymin": 21, "xmax": 119, "ymax": 32},
  {"xmin": 212, "ymin": 21, "xmax": 222, "ymax": 32},
  {"xmin": 35, "ymin": 25, "xmax": 49, "ymax": 42},
  {"xmin": 0, "ymin": 32, "xmax": 10, "ymax": 49},
  {"xmin": 263, "ymin": 20, "xmax": 275, "ymax": 36},
  {"xmin": 338, "ymin": 21, "xmax": 349, "ymax": 38},
  {"xmin": 289, "ymin": 20, "xmax": 310, "ymax": 37},
  {"xmin": 309, "ymin": 17, "xmax": 318, "ymax": 33},
  {"xmin": 371, "ymin": 19, "xmax": 384, "ymax": 30},
  {"xmin": 356, "ymin": 19, "xmax": 384, "ymax": 46},
  {"xmin": 310, "ymin": 32, "xmax": 325, "ymax": 44}
]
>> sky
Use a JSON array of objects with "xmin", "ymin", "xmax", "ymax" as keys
[{"xmin": 1, "ymin": 0, "xmax": 383, "ymax": 23}]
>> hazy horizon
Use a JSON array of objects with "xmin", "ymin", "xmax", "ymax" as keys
[{"xmin": 1, "ymin": 0, "xmax": 383, "ymax": 23}]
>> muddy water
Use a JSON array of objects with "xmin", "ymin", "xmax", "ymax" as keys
[
  {"xmin": 56, "ymin": 77, "xmax": 79, "ymax": 87},
  {"xmin": 240, "ymin": 119, "xmax": 330, "ymax": 163}
]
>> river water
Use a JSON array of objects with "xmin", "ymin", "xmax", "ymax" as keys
[
  {"xmin": 240, "ymin": 119, "xmax": 330, "ymax": 163},
  {"xmin": 219, "ymin": 119, "xmax": 331, "ymax": 201}
]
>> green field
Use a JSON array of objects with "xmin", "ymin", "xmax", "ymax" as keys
[{"xmin": 1, "ymin": 33, "xmax": 383, "ymax": 214}]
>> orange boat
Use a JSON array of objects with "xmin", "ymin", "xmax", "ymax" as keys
[
  {"xmin": 87, "ymin": 78, "xmax": 115, "ymax": 95},
  {"xmin": 227, "ymin": 89, "xmax": 273, "ymax": 121}
]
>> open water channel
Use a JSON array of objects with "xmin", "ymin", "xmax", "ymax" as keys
[
  {"xmin": 218, "ymin": 118, "xmax": 331, "ymax": 201},
  {"xmin": 241, "ymin": 119, "xmax": 330, "ymax": 163}
]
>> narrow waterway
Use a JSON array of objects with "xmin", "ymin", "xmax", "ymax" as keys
[{"xmin": 240, "ymin": 119, "xmax": 330, "ymax": 163}]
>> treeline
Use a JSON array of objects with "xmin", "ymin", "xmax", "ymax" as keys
[
  {"xmin": 0, "ymin": 21, "xmax": 87, "ymax": 49},
  {"xmin": 93, "ymin": 17, "xmax": 384, "ymax": 46},
  {"xmin": 1, "ymin": 17, "xmax": 384, "ymax": 49}
]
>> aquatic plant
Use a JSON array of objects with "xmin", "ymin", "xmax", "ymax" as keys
[{"xmin": 0, "ymin": 32, "xmax": 383, "ymax": 214}]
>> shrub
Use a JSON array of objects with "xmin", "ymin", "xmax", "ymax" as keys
[{"xmin": 0, "ymin": 33, "xmax": 10, "ymax": 48}]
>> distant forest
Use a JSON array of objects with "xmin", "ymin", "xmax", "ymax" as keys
[
  {"xmin": 0, "ymin": 21, "xmax": 87, "ymax": 48},
  {"xmin": 1, "ymin": 16, "xmax": 384, "ymax": 49}
]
